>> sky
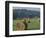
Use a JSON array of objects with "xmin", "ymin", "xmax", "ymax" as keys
[{"xmin": 13, "ymin": 7, "xmax": 40, "ymax": 12}]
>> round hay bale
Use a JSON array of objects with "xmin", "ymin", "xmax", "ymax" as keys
[{"xmin": 16, "ymin": 22, "xmax": 25, "ymax": 30}]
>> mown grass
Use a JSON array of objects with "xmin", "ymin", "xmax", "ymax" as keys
[{"xmin": 13, "ymin": 17, "xmax": 40, "ymax": 31}]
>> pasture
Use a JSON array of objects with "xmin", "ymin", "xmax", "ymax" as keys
[{"xmin": 13, "ymin": 17, "xmax": 40, "ymax": 31}]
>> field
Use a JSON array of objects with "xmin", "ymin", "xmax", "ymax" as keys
[{"xmin": 13, "ymin": 17, "xmax": 40, "ymax": 31}]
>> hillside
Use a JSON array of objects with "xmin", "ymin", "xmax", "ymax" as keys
[{"xmin": 13, "ymin": 9, "xmax": 40, "ymax": 19}]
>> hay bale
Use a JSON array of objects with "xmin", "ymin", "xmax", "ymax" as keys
[{"xmin": 16, "ymin": 22, "xmax": 25, "ymax": 30}]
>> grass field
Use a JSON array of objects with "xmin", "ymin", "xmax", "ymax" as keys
[{"xmin": 13, "ymin": 17, "xmax": 40, "ymax": 31}]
